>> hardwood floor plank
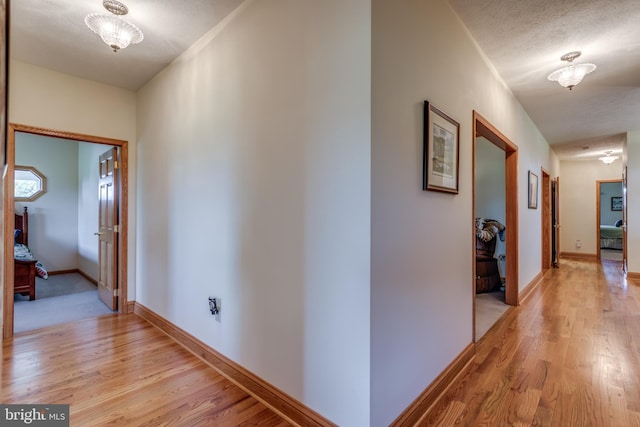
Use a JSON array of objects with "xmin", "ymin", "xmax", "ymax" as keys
[
  {"xmin": 428, "ymin": 400, "xmax": 466, "ymax": 426},
  {"xmin": 1, "ymin": 315, "xmax": 293, "ymax": 426},
  {"xmin": 422, "ymin": 259, "xmax": 640, "ymax": 426},
  {"xmin": 5, "ymin": 258, "xmax": 640, "ymax": 426}
]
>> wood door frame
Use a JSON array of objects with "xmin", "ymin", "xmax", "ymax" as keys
[
  {"xmin": 541, "ymin": 168, "xmax": 552, "ymax": 271},
  {"xmin": 552, "ymin": 178, "xmax": 560, "ymax": 267},
  {"xmin": 623, "ymin": 168, "xmax": 628, "ymax": 271},
  {"xmin": 3, "ymin": 123, "xmax": 128, "ymax": 339},
  {"xmin": 596, "ymin": 179, "xmax": 622, "ymax": 261},
  {"xmin": 472, "ymin": 111, "xmax": 519, "ymax": 342}
]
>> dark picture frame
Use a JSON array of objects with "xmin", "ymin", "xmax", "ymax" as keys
[
  {"xmin": 611, "ymin": 196, "xmax": 623, "ymax": 211},
  {"xmin": 528, "ymin": 171, "xmax": 538, "ymax": 209},
  {"xmin": 423, "ymin": 101, "xmax": 459, "ymax": 194}
]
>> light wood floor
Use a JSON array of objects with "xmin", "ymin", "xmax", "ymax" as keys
[
  {"xmin": 3, "ymin": 258, "xmax": 639, "ymax": 426},
  {"xmin": 1, "ymin": 315, "xmax": 291, "ymax": 426},
  {"xmin": 424, "ymin": 258, "xmax": 640, "ymax": 426}
]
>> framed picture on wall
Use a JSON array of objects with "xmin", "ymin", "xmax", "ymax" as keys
[
  {"xmin": 611, "ymin": 196, "xmax": 623, "ymax": 211},
  {"xmin": 528, "ymin": 171, "xmax": 538, "ymax": 209},
  {"xmin": 423, "ymin": 100, "xmax": 460, "ymax": 194}
]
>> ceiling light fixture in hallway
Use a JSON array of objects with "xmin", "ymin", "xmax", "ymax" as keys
[
  {"xmin": 598, "ymin": 150, "xmax": 618, "ymax": 165},
  {"xmin": 547, "ymin": 51, "xmax": 596, "ymax": 90},
  {"xmin": 85, "ymin": 0, "xmax": 144, "ymax": 52}
]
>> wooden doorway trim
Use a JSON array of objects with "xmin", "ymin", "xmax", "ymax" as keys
[
  {"xmin": 623, "ymin": 168, "xmax": 628, "ymax": 272},
  {"xmin": 3, "ymin": 123, "xmax": 128, "ymax": 339},
  {"xmin": 541, "ymin": 169, "xmax": 552, "ymax": 271},
  {"xmin": 552, "ymin": 178, "xmax": 560, "ymax": 267},
  {"xmin": 473, "ymin": 111, "xmax": 519, "ymax": 318},
  {"xmin": 596, "ymin": 179, "xmax": 622, "ymax": 261}
]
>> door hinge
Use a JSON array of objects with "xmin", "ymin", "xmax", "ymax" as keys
[
  {"xmin": 114, "ymin": 160, "xmax": 119, "ymax": 169},
  {"xmin": 113, "ymin": 225, "xmax": 120, "ymax": 233},
  {"xmin": 113, "ymin": 288, "xmax": 120, "ymax": 297}
]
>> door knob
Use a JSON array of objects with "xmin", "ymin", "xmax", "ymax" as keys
[{"xmin": 94, "ymin": 232, "xmax": 104, "ymax": 236}]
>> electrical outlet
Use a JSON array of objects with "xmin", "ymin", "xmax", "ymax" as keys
[
  {"xmin": 575, "ymin": 240, "xmax": 582, "ymax": 248},
  {"xmin": 208, "ymin": 297, "xmax": 219, "ymax": 315}
]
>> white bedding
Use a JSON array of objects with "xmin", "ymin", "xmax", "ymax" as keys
[
  {"xmin": 14, "ymin": 243, "xmax": 34, "ymax": 260},
  {"xmin": 600, "ymin": 225, "xmax": 623, "ymax": 250}
]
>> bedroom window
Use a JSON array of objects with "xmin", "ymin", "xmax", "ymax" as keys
[{"xmin": 15, "ymin": 166, "xmax": 47, "ymax": 201}]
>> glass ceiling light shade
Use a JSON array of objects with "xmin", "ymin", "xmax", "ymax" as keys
[
  {"xmin": 85, "ymin": 1, "xmax": 143, "ymax": 52},
  {"xmin": 547, "ymin": 63, "xmax": 597, "ymax": 90},
  {"xmin": 547, "ymin": 51, "xmax": 596, "ymax": 90},
  {"xmin": 598, "ymin": 151, "xmax": 618, "ymax": 165},
  {"xmin": 85, "ymin": 14, "xmax": 144, "ymax": 51}
]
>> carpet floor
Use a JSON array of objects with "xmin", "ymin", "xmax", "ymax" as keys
[
  {"xmin": 476, "ymin": 290, "xmax": 510, "ymax": 339},
  {"xmin": 601, "ymin": 248, "xmax": 623, "ymax": 261},
  {"xmin": 14, "ymin": 273, "xmax": 115, "ymax": 334}
]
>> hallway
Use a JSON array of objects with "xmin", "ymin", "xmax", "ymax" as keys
[
  {"xmin": 424, "ymin": 258, "xmax": 640, "ymax": 426},
  {"xmin": 3, "ymin": 258, "xmax": 638, "ymax": 425}
]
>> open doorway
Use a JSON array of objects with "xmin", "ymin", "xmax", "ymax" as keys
[
  {"xmin": 474, "ymin": 137, "xmax": 508, "ymax": 339},
  {"xmin": 473, "ymin": 111, "xmax": 519, "ymax": 342},
  {"xmin": 3, "ymin": 124, "xmax": 129, "ymax": 339},
  {"xmin": 597, "ymin": 180, "xmax": 624, "ymax": 262}
]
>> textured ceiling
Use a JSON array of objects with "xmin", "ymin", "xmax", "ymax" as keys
[
  {"xmin": 11, "ymin": 0, "xmax": 245, "ymax": 91},
  {"xmin": 10, "ymin": 1, "xmax": 640, "ymax": 161},
  {"xmin": 449, "ymin": 0, "xmax": 640, "ymax": 160}
]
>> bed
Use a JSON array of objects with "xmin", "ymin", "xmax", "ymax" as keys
[
  {"xmin": 600, "ymin": 224, "xmax": 623, "ymax": 250},
  {"xmin": 14, "ymin": 207, "xmax": 38, "ymax": 300}
]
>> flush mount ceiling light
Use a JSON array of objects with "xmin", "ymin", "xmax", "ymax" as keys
[
  {"xmin": 547, "ymin": 51, "xmax": 596, "ymax": 90},
  {"xmin": 599, "ymin": 151, "xmax": 618, "ymax": 165},
  {"xmin": 85, "ymin": 0, "xmax": 144, "ymax": 52}
]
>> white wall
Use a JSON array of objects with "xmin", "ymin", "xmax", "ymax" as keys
[
  {"xmin": 15, "ymin": 133, "xmax": 79, "ymax": 271},
  {"xmin": 371, "ymin": 0, "xmax": 554, "ymax": 424},
  {"xmin": 549, "ymin": 149, "xmax": 561, "ymax": 177},
  {"xmin": 6, "ymin": 3, "xmax": 576, "ymax": 424},
  {"xmin": 14, "ymin": 134, "xmax": 104, "ymax": 277},
  {"xmin": 559, "ymin": 160, "xmax": 623, "ymax": 255},
  {"xmin": 626, "ymin": 131, "xmax": 640, "ymax": 273},
  {"xmin": 600, "ymin": 182, "xmax": 623, "ymax": 226},
  {"xmin": 9, "ymin": 60, "xmax": 137, "ymax": 298},
  {"xmin": 136, "ymin": 1, "xmax": 371, "ymax": 425},
  {"xmin": 476, "ymin": 137, "xmax": 506, "ymax": 272}
]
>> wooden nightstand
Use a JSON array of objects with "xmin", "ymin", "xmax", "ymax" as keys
[{"xmin": 14, "ymin": 259, "xmax": 37, "ymax": 300}]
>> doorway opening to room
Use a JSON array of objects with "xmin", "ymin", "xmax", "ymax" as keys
[
  {"xmin": 3, "ymin": 124, "xmax": 129, "ymax": 339},
  {"xmin": 473, "ymin": 112, "xmax": 519, "ymax": 342},
  {"xmin": 597, "ymin": 179, "xmax": 624, "ymax": 262}
]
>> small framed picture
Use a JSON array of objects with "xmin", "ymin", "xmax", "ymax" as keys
[
  {"xmin": 528, "ymin": 171, "xmax": 538, "ymax": 209},
  {"xmin": 423, "ymin": 101, "xmax": 459, "ymax": 194},
  {"xmin": 611, "ymin": 196, "xmax": 623, "ymax": 211}
]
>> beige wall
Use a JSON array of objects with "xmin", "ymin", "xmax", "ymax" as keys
[
  {"xmin": 627, "ymin": 131, "xmax": 640, "ymax": 273},
  {"xmin": 136, "ymin": 1, "xmax": 371, "ymax": 425},
  {"xmin": 9, "ymin": 61, "xmax": 136, "ymax": 141},
  {"xmin": 559, "ymin": 159, "xmax": 623, "ymax": 255},
  {"xmin": 371, "ymin": 0, "xmax": 555, "ymax": 424}
]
